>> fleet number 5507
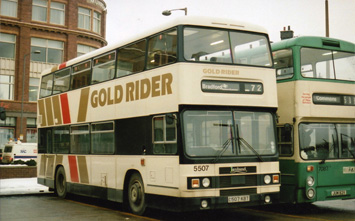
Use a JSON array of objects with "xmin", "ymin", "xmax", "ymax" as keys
[{"xmin": 194, "ymin": 165, "xmax": 209, "ymax": 172}]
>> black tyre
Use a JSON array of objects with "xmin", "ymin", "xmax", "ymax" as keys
[
  {"xmin": 127, "ymin": 173, "xmax": 146, "ymax": 215},
  {"xmin": 55, "ymin": 167, "xmax": 67, "ymax": 198}
]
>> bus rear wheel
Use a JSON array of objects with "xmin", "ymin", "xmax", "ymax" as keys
[
  {"xmin": 127, "ymin": 173, "xmax": 146, "ymax": 215},
  {"xmin": 55, "ymin": 167, "xmax": 67, "ymax": 198}
]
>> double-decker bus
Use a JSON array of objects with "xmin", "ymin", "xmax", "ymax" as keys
[
  {"xmin": 37, "ymin": 16, "xmax": 280, "ymax": 215},
  {"xmin": 272, "ymin": 36, "xmax": 355, "ymax": 204}
]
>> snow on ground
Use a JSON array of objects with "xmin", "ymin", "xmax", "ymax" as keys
[{"xmin": 0, "ymin": 178, "xmax": 51, "ymax": 196}]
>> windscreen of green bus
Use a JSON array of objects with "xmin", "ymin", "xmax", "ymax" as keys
[
  {"xmin": 183, "ymin": 110, "xmax": 276, "ymax": 158},
  {"xmin": 299, "ymin": 123, "xmax": 355, "ymax": 160},
  {"xmin": 301, "ymin": 48, "xmax": 355, "ymax": 81},
  {"xmin": 183, "ymin": 27, "xmax": 272, "ymax": 67}
]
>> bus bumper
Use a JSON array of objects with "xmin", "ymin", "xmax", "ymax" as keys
[{"xmin": 146, "ymin": 192, "xmax": 280, "ymax": 212}]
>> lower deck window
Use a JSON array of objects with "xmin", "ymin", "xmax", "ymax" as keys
[
  {"xmin": 153, "ymin": 115, "xmax": 177, "ymax": 154},
  {"xmin": 91, "ymin": 122, "xmax": 114, "ymax": 154},
  {"xmin": 299, "ymin": 123, "xmax": 355, "ymax": 160},
  {"xmin": 70, "ymin": 125, "xmax": 90, "ymax": 154}
]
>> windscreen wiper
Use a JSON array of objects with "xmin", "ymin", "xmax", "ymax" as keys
[
  {"xmin": 236, "ymin": 124, "xmax": 264, "ymax": 162},
  {"xmin": 320, "ymin": 138, "xmax": 333, "ymax": 164},
  {"xmin": 212, "ymin": 123, "xmax": 233, "ymax": 163},
  {"xmin": 212, "ymin": 137, "xmax": 232, "ymax": 163},
  {"xmin": 341, "ymin": 134, "xmax": 355, "ymax": 160}
]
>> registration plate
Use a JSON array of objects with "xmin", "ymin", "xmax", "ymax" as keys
[
  {"xmin": 331, "ymin": 190, "xmax": 347, "ymax": 196},
  {"xmin": 228, "ymin": 195, "xmax": 250, "ymax": 203}
]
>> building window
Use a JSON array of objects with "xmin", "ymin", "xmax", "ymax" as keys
[
  {"xmin": 32, "ymin": 0, "xmax": 65, "ymax": 25},
  {"xmin": 31, "ymin": 37, "xmax": 64, "ymax": 64},
  {"xmin": 0, "ymin": 75, "xmax": 14, "ymax": 100},
  {"xmin": 0, "ymin": 33, "xmax": 16, "ymax": 59},
  {"xmin": 29, "ymin": 77, "xmax": 40, "ymax": 101},
  {"xmin": 77, "ymin": 44, "xmax": 96, "ymax": 57},
  {"xmin": 78, "ymin": 7, "xmax": 91, "ymax": 30},
  {"xmin": 93, "ymin": 11, "xmax": 101, "ymax": 34},
  {"xmin": 32, "ymin": 0, "xmax": 47, "ymax": 22},
  {"xmin": 0, "ymin": 117, "xmax": 15, "ymax": 149},
  {"xmin": 0, "ymin": 0, "xmax": 17, "ymax": 17},
  {"xmin": 50, "ymin": 1, "xmax": 65, "ymax": 25},
  {"xmin": 26, "ymin": 118, "xmax": 37, "ymax": 143}
]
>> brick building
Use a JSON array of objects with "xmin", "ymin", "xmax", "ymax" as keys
[{"xmin": 0, "ymin": 0, "xmax": 107, "ymax": 148}]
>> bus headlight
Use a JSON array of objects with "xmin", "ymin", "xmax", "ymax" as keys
[
  {"xmin": 306, "ymin": 176, "xmax": 315, "ymax": 186},
  {"xmin": 306, "ymin": 188, "xmax": 316, "ymax": 199},
  {"xmin": 264, "ymin": 195, "xmax": 271, "ymax": 203},
  {"xmin": 201, "ymin": 199, "xmax": 209, "ymax": 208},
  {"xmin": 202, "ymin": 178, "xmax": 210, "ymax": 188},
  {"xmin": 264, "ymin": 175, "xmax": 271, "ymax": 184}
]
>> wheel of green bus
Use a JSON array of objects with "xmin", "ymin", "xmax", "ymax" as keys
[
  {"xmin": 55, "ymin": 167, "xmax": 67, "ymax": 198},
  {"xmin": 128, "ymin": 173, "xmax": 146, "ymax": 215}
]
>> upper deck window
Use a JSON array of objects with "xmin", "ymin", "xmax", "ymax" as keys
[
  {"xmin": 273, "ymin": 49, "xmax": 294, "ymax": 80},
  {"xmin": 147, "ymin": 29, "xmax": 177, "ymax": 69},
  {"xmin": 53, "ymin": 68, "xmax": 70, "ymax": 94},
  {"xmin": 301, "ymin": 48, "xmax": 355, "ymax": 81},
  {"xmin": 92, "ymin": 51, "xmax": 116, "ymax": 84},
  {"xmin": 71, "ymin": 60, "xmax": 91, "ymax": 90},
  {"xmin": 183, "ymin": 27, "xmax": 272, "ymax": 67},
  {"xmin": 116, "ymin": 40, "xmax": 146, "ymax": 77},
  {"xmin": 40, "ymin": 73, "xmax": 53, "ymax": 98}
]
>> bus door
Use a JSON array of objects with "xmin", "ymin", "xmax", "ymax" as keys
[{"xmin": 39, "ymin": 129, "xmax": 56, "ymax": 179}]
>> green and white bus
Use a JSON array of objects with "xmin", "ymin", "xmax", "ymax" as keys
[
  {"xmin": 37, "ymin": 16, "xmax": 280, "ymax": 215},
  {"xmin": 272, "ymin": 36, "xmax": 355, "ymax": 203}
]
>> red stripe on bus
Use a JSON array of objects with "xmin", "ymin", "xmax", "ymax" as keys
[
  {"xmin": 68, "ymin": 156, "xmax": 79, "ymax": 183},
  {"xmin": 58, "ymin": 62, "xmax": 67, "ymax": 70},
  {"xmin": 60, "ymin": 93, "xmax": 71, "ymax": 124}
]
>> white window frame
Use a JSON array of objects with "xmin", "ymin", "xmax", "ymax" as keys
[
  {"xmin": 78, "ymin": 7, "xmax": 91, "ymax": 30},
  {"xmin": 32, "ymin": 0, "xmax": 48, "ymax": 22},
  {"xmin": 0, "ymin": 0, "xmax": 18, "ymax": 17},
  {"xmin": 93, "ymin": 11, "xmax": 101, "ymax": 34},
  {"xmin": 0, "ymin": 33, "xmax": 16, "ymax": 59},
  {"xmin": 50, "ymin": 1, "xmax": 65, "ymax": 25},
  {"xmin": 0, "ymin": 74, "xmax": 14, "ymax": 100},
  {"xmin": 31, "ymin": 37, "xmax": 64, "ymax": 63}
]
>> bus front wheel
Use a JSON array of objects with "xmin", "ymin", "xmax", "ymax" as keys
[
  {"xmin": 127, "ymin": 173, "xmax": 146, "ymax": 215},
  {"xmin": 55, "ymin": 166, "xmax": 67, "ymax": 198}
]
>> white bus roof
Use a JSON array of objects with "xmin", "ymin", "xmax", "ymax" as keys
[{"xmin": 42, "ymin": 16, "xmax": 269, "ymax": 76}]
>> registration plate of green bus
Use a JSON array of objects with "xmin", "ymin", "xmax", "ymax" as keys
[
  {"xmin": 331, "ymin": 190, "xmax": 347, "ymax": 196},
  {"xmin": 228, "ymin": 195, "xmax": 250, "ymax": 203}
]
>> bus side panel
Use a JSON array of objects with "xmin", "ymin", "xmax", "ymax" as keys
[
  {"xmin": 315, "ymin": 161, "xmax": 355, "ymax": 201},
  {"xmin": 276, "ymin": 159, "xmax": 297, "ymax": 203},
  {"xmin": 144, "ymin": 156, "xmax": 180, "ymax": 196},
  {"xmin": 281, "ymin": 161, "xmax": 355, "ymax": 204},
  {"xmin": 276, "ymin": 82, "xmax": 295, "ymax": 124}
]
